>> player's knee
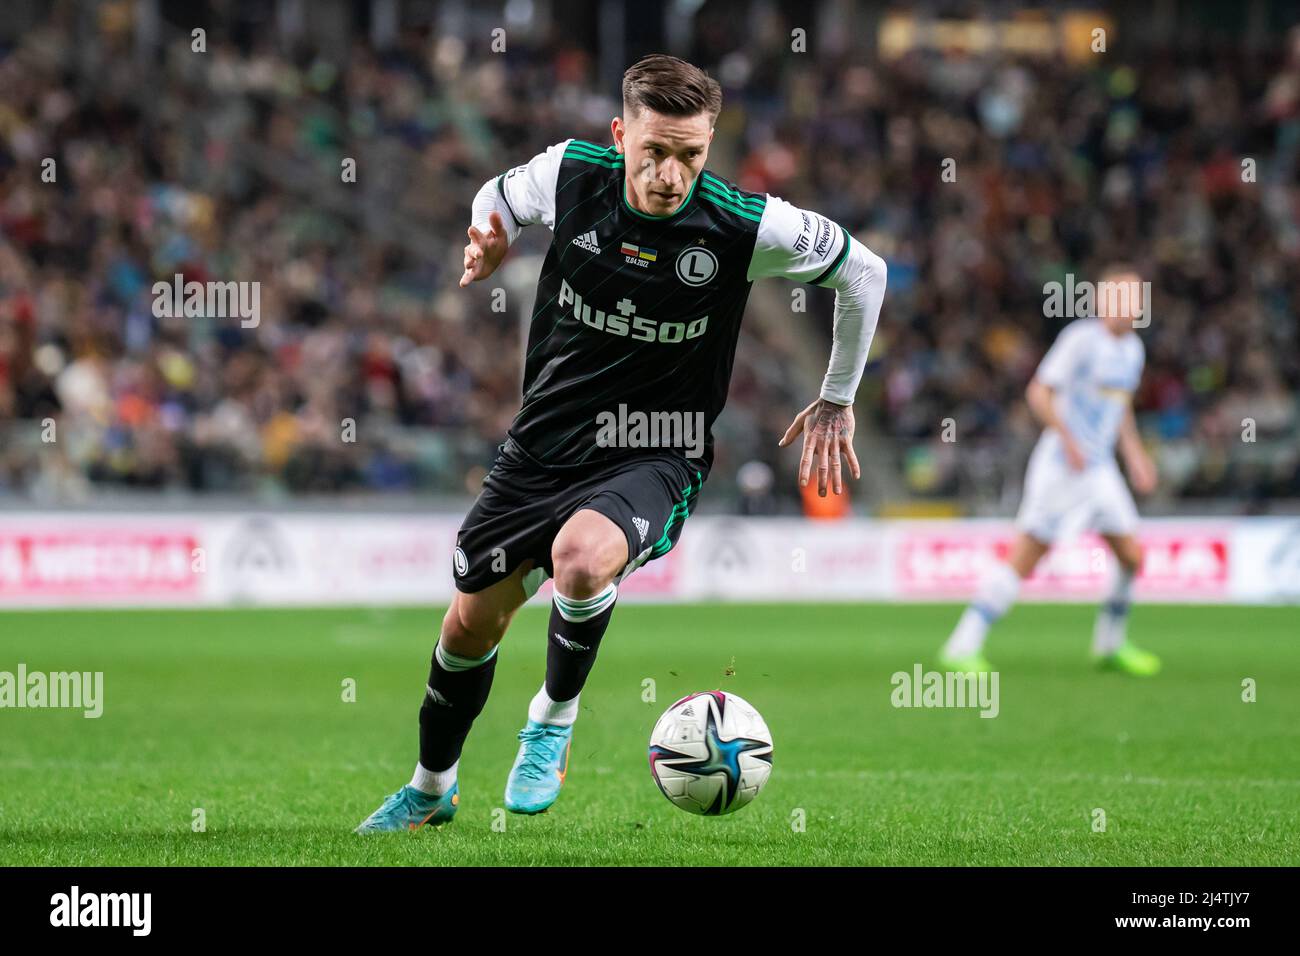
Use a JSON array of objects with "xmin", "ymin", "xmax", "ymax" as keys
[
  {"xmin": 1118, "ymin": 540, "xmax": 1143, "ymax": 574},
  {"xmin": 440, "ymin": 598, "xmax": 506, "ymax": 658},
  {"xmin": 551, "ymin": 526, "xmax": 623, "ymax": 598}
]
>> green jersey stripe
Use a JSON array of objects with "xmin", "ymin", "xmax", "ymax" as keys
[
  {"xmin": 698, "ymin": 186, "xmax": 763, "ymax": 221},
  {"xmin": 567, "ymin": 140, "xmax": 619, "ymax": 157},
  {"xmin": 701, "ymin": 174, "xmax": 766, "ymax": 210},
  {"xmin": 564, "ymin": 152, "xmax": 625, "ymax": 170},
  {"xmin": 565, "ymin": 144, "xmax": 621, "ymax": 160},
  {"xmin": 698, "ymin": 179, "xmax": 763, "ymax": 205}
]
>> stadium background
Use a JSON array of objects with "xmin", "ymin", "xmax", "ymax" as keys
[
  {"xmin": 2, "ymin": 0, "xmax": 1298, "ymax": 606},
  {"xmin": 1, "ymin": 0, "xmax": 1298, "ymax": 870}
]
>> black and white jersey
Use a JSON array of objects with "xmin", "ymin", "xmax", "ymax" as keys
[{"xmin": 482, "ymin": 138, "xmax": 867, "ymax": 473}]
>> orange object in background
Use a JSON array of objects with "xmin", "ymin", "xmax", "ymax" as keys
[{"xmin": 801, "ymin": 479, "xmax": 851, "ymax": 520}]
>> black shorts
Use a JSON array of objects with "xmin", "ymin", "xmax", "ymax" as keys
[{"xmin": 453, "ymin": 438, "xmax": 705, "ymax": 594}]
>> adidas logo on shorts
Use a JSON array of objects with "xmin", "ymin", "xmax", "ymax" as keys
[
  {"xmin": 572, "ymin": 229, "xmax": 601, "ymax": 254},
  {"xmin": 632, "ymin": 516, "xmax": 649, "ymax": 543}
]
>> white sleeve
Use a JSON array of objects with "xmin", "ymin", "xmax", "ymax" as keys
[
  {"xmin": 1036, "ymin": 321, "xmax": 1089, "ymax": 388},
  {"xmin": 748, "ymin": 195, "xmax": 888, "ymax": 405},
  {"xmin": 470, "ymin": 139, "xmax": 570, "ymax": 244}
]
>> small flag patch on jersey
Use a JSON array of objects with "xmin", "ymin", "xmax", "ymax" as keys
[{"xmin": 621, "ymin": 242, "xmax": 657, "ymax": 261}]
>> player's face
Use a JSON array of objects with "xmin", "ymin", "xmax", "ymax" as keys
[
  {"xmin": 613, "ymin": 108, "xmax": 713, "ymax": 216},
  {"xmin": 1097, "ymin": 271, "xmax": 1144, "ymax": 335}
]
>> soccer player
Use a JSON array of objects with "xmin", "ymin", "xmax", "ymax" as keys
[
  {"xmin": 938, "ymin": 265, "xmax": 1161, "ymax": 677},
  {"xmin": 357, "ymin": 54, "xmax": 888, "ymax": 831}
]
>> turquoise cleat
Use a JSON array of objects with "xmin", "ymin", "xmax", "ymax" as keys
[
  {"xmin": 355, "ymin": 783, "xmax": 459, "ymax": 833},
  {"xmin": 504, "ymin": 720, "xmax": 572, "ymax": 814}
]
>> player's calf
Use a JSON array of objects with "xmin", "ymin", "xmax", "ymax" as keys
[
  {"xmin": 939, "ymin": 561, "xmax": 1024, "ymax": 671},
  {"xmin": 357, "ymin": 573, "xmax": 527, "ymax": 833},
  {"xmin": 1093, "ymin": 535, "xmax": 1159, "ymax": 675},
  {"xmin": 540, "ymin": 510, "xmax": 625, "ymax": 711},
  {"xmin": 505, "ymin": 509, "xmax": 626, "ymax": 813},
  {"xmin": 1094, "ymin": 537, "xmax": 1139, "ymax": 650},
  {"xmin": 940, "ymin": 533, "xmax": 1047, "ymax": 671},
  {"xmin": 413, "ymin": 590, "xmax": 516, "ymax": 793}
]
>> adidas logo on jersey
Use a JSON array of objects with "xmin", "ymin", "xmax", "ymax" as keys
[
  {"xmin": 572, "ymin": 229, "xmax": 601, "ymax": 254},
  {"xmin": 632, "ymin": 516, "xmax": 649, "ymax": 544}
]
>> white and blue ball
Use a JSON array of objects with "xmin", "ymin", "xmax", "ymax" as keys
[{"xmin": 648, "ymin": 691, "xmax": 773, "ymax": 815}]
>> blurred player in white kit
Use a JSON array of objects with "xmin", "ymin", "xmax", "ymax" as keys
[{"xmin": 940, "ymin": 265, "xmax": 1161, "ymax": 676}]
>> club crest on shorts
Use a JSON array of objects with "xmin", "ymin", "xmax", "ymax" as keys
[
  {"xmin": 453, "ymin": 547, "xmax": 468, "ymax": 576},
  {"xmin": 676, "ymin": 246, "xmax": 717, "ymax": 286}
]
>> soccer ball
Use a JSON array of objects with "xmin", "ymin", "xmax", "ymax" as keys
[{"xmin": 648, "ymin": 690, "xmax": 773, "ymax": 816}]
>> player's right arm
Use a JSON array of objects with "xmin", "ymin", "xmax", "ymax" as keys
[
  {"xmin": 1026, "ymin": 321, "xmax": 1087, "ymax": 470},
  {"xmin": 459, "ymin": 139, "xmax": 571, "ymax": 287}
]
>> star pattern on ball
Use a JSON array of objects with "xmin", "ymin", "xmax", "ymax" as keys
[{"xmin": 650, "ymin": 700, "xmax": 770, "ymax": 812}]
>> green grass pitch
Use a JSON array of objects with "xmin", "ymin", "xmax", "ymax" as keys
[{"xmin": 1, "ymin": 603, "xmax": 1296, "ymax": 866}]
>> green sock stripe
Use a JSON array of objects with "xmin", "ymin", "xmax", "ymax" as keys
[
  {"xmin": 554, "ymin": 584, "xmax": 617, "ymax": 622},
  {"xmin": 435, "ymin": 643, "xmax": 498, "ymax": 672},
  {"xmin": 554, "ymin": 584, "xmax": 616, "ymax": 610}
]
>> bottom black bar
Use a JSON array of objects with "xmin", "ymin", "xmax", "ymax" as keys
[{"xmin": 0, "ymin": 866, "xmax": 1285, "ymax": 939}]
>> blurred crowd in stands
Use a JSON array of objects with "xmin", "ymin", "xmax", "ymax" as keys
[{"xmin": 1, "ymin": 7, "xmax": 1298, "ymax": 509}]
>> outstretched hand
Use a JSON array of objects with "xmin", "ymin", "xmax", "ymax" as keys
[
  {"xmin": 778, "ymin": 398, "xmax": 861, "ymax": 497},
  {"xmin": 459, "ymin": 211, "xmax": 510, "ymax": 287}
]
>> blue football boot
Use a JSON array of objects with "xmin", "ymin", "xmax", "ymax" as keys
[
  {"xmin": 355, "ymin": 783, "xmax": 459, "ymax": 833},
  {"xmin": 504, "ymin": 720, "xmax": 572, "ymax": 814}
]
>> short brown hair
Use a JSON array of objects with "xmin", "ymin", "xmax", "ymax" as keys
[{"xmin": 622, "ymin": 54, "xmax": 722, "ymax": 121}]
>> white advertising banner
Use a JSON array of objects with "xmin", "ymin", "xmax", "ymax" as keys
[
  {"xmin": 0, "ymin": 512, "xmax": 1294, "ymax": 607},
  {"xmin": 1227, "ymin": 518, "xmax": 1300, "ymax": 604}
]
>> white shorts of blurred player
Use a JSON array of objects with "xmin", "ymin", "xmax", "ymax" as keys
[{"xmin": 1015, "ymin": 441, "xmax": 1139, "ymax": 545}]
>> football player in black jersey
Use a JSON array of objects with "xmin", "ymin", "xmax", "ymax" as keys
[{"xmin": 358, "ymin": 54, "xmax": 886, "ymax": 832}]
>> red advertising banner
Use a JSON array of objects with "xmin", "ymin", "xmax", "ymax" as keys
[
  {"xmin": 896, "ymin": 524, "xmax": 1231, "ymax": 599},
  {"xmin": 0, "ymin": 530, "xmax": 202, "ymax": 598}
]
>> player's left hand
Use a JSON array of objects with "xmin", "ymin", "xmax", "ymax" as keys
[
  {"xmin": 779, "ymin": 398, "xmax": 860, "ymax": 497},
  {"xmin": 1127, "ymin": 448, "xmax": 1158, "ymax": 495}
]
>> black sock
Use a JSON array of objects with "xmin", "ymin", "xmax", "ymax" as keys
[
  {"xmin": 418, "ymin": 644, "xmax": 498, "ymax": 772},
  {"xmin": 544, "ymin": 586, "xmax": 617, "ymax": 703}
]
